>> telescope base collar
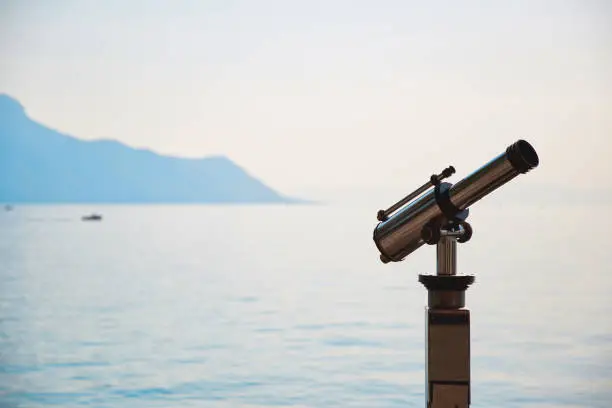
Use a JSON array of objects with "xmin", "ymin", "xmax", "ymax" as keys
[
  {"xmin": 419, "ymin": 275, "xmax": 475, "ymax": 309},
  {"xmin": 419, "ymin": 275, "xmax": 475, "ymax": 291}
]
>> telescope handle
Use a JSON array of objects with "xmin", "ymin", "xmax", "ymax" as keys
[{"xmin": 377, "ymin": 166, "xmax": 455, "ymax": 221}]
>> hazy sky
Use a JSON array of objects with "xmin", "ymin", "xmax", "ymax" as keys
[{"xmin": 1, "ymin": 0, "xmax": 611, "ymax": 199}]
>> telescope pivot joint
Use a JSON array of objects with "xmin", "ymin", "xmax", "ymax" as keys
[{"xmin": 422, "ymin": 221, "xmax": 472, "ymax": 246}]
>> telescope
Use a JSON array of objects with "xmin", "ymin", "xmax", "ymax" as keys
[{"xmin": 372, "ymin": 140, "xmax": 539, "ymax": 408}]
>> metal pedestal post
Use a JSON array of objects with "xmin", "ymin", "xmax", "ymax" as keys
[{"xmin": 419, "ymin": 234, "xmax": 474, "ymax": 408}]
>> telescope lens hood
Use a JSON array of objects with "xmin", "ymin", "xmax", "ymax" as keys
[{"xmin": 506, "ymin": 140, "xmax": 539, "ymax": 173}]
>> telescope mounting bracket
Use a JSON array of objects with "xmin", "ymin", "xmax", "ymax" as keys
[{"xmin": 421, "ymin": 216, "xmax": 472, "ymax": 247}]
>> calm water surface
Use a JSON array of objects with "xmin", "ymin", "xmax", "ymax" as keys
[{"xmin": 1, "ymin": 204, "xmax": 611, "ymax": 407}]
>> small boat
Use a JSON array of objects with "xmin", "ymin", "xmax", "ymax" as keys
[
  {"xmin": 82, "ymin": 213, "xmax": 103, "ymax": 221},
  {"xmin": 4, "ymin": 205, "xmax": 13, "ymax": 211}
]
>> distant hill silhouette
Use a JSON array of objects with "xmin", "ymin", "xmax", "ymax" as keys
[{"xmin": 0, "ymin": 94, "xmax": 295, "ymax": 203}]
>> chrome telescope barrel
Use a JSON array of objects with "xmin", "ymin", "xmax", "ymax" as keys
[
  {"xmin": 373, "ymin": 140, "xmax": 539, "ymax": 263},
  {"xmin": 449, "ymin": 140, "xmax": 539, "ymax": 210},
  {"xmin": 374, "ymin": 185, "xmax": 448, "ymax": 263}
]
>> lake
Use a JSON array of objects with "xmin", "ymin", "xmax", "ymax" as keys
[{"xmin": 1, "ymin": 204, "xmax": 610, "ymax": 407}]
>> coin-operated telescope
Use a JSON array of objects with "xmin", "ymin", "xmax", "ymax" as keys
[{"xmin": 373, "ymin": 140, "xmax": 539, "ymax": 408}]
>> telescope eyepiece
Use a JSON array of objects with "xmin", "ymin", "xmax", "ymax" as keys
[{"xmin": 506, "ymin": 140, "xmax": 539, "ymax": 173}]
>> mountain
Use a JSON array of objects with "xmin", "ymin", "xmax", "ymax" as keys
[{"xmin": 0, "ymin": 94, "xmax": 294, "ymax": 204}]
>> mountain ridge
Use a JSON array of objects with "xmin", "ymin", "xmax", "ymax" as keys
[{"xmin": 0, "ymin": 94, "xmax": 297, "ymax": 204}]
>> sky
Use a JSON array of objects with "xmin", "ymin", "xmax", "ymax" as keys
[{"xmin": 1, "ymin": 0, "xmax": 611, "ymax": 200}]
